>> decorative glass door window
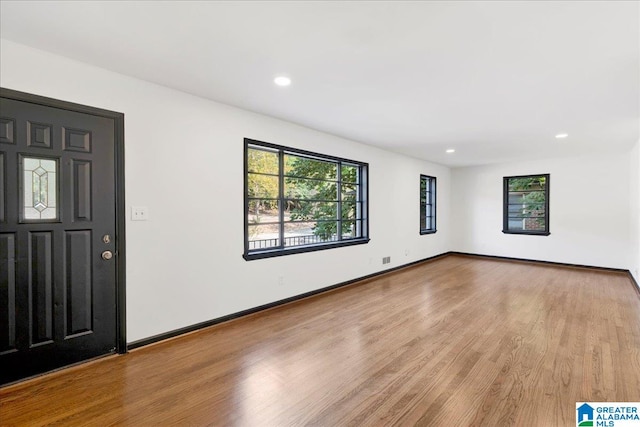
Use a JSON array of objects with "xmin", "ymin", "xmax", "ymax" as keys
[{"xmin": 23, "ymin": 157, "xmax": 58, "ymax": 220}]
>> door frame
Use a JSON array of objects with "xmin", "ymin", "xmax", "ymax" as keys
[{"xmin": 1, "ymin": 87, "xmax": 127, "ymax": 354}]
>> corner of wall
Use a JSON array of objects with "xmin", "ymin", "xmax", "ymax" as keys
[{"xmin": 631, "ymin": 140, "xmax": 640, "ymax": 283}]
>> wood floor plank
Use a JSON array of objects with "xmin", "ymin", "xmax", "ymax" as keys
[{"xmin": 1, "ymin": 254, "xmax": 639, "ymax": 426}]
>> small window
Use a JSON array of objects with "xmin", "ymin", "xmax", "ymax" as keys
[
  {"xmin": 244, "ymin": 138, "xmax": 369, "ymax": 260},
  {"xmin": 21, "ymin": 156, "xmax": 58, "ymax": 221},
  {"xmin": 420, "ymin": 175, "xmax": 436, "ymax": 234},
  {"xmin": 503, "ymin": 174, "xmax": 549, "ymax": 235}
]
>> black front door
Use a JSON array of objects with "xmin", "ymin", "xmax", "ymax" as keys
[{"xmin": 0, "ymin": 90, "xmax": 124, "ymax": 385}]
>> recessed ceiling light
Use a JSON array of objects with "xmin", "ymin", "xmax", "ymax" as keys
[
  {"xmin": 274, "ymin": 76, "xmax": 291, "ymax": 87},
  {"xmin": 446, "ymin": 149, "xmax": 455, "ymax": 153},
  {"xmin": 555, "ymin": 133, "xmax": 568, "ymax": 139}
]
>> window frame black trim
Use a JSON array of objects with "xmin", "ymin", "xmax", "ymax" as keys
[
  {"xmin": 502, "ymin": 173, "xmax": 550, "ymax": 236},
  {"xmin": 419, "ymin": 174, "xmax": 437, "ymax": 235},
  {"xmin": 243, "ymin": 138, "xmax": 369, "ymax": 260}
]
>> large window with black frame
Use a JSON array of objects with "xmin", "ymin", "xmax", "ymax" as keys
[
  {"xmin": 503, "ymin": 174, "xmax": 550, "ymax": 235},
  {"xmin": 420, "ymin": 175, "xmax": 436, "ymax": 234},
  {"xmin": 244, "ymin": 138, "xmax": 369, "ymax": 260}
]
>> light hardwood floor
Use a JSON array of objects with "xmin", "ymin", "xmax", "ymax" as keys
[{"xmin": 1, "ymin": 254, "xmax": 639, "ymax": 426}]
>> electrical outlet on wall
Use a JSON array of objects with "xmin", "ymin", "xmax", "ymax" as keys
[{"xmin": 382, "ymin": 256, "xmax": 391, "ymax": 264}]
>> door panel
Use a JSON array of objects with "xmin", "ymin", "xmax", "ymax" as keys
[
  {"xmin": 71, "ymin": 160, "xmax": 92, "ymax": 221},
  {"xmin": 65, "ymin": 230, "xmax": 93, "ymax": 337},
  {"xmin": 0, "ymin": 153, "xmax": 4, "ymax": 222},
  {"xmin": 0, "ymin": 232, "xmax": 16, "ymax": 354},
  {"xmin": 29, "ymin": 230, "xmax": 54, "ymax": 346},
  {"xmin": 0, "ymin": 94, "xmax": 122, "ymax": 385}
]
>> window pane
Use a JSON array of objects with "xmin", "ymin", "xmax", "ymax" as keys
[
  {"xmin": 508, "ymin": 219, "xmax": 524, "ymax": 230},
  {"xmin": 248, "ymin": 197, "xmax": 281, "ymax": 250},
  {"xmin": 248, "ymin": 147, "xmax": 279, "ymax": 174},
  {"xmin": 288, "ymin": 201, "xmax": 337, "ymax": 222},
  {"xmin": 342, "ymin": 220, "xmax": 361, "ymax": 239},
  {"xmin": 508, "ymin": 204, "xmax": 524, "ymax": 216},
  {"xmin": 342, "ymin": 201, "xmax": 359, "ymax": 220},
  {"xmin": 247, "ymin": 173, "xmax": 279, "ymax": 198},
  {"xmin": 341, "ymin": 165, "xmax": 358, "ymax": 183},
  {"xmin": 248, "ymin": 224, "xmax": 280, "ymax": 250},
  {"xmin": 508, "ymin": 193, "xmax": 524, "ymax": 203},
  {"xmin": 248, "ymin": 199, "xmax": 280, "ymax": 224},
  {"xmin": 284, "ymin": 154, "xmax": 337, "ymax": 180},
  {"xmin": 524, "ymin": 218, "xmax": 546, "ymax": 231},
  {"xmin": 285, "ymin": 178, "xmax": 337, "ymax": 200},
  {"xmin": 284, "ymin": 221, "xmax": 339, "ymax": 246},
  {"xmin": 23, "ymin": 157, "xmax": 57, "ymax": 220},
  {"xmin": 508, "ymin": 176, "xmax": 546, "ymax": 192},
  {"xmin": 529, "ymin": 192, "xmax": 546, "ymax": 203},
  {"xmin": 341, "ymin": 184, "xmax": 358, "ymax": 201},
  {"xmin": 523, "ymin": 205, "xmax": 545, "ymax": 218}
]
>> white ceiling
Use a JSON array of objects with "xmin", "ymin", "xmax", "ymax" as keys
[{"xmin": 1, "ymin": 1, "xmax": 638, "ymax": 167}]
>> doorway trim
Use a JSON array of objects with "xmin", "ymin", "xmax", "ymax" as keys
[{"xmin": 0, "ymin": 87, "xmax": 127, "ymax": 354}]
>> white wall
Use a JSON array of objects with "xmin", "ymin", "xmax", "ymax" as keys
[
  {"xmin": 451, "ymin": 154, "xmax": 632, "ymax": 270},
  {"xmin": 631, "ymin": 140, "xmax": 640, "ymax": 283},
  {"xmin": 0, "ymin": 40, "xmax": 451, "ymax": 342},
  {"xmin": 2, "ymin": 38, "xmax": 636, "ymax": 343}
]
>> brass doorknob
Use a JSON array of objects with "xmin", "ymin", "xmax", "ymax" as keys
[{"xmin": 101, "ymin": 250, "xmax": 113, "ymax": 261}]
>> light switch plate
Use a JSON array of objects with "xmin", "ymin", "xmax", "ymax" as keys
[{"xmin": 131, "ymin": 206, "xmax": 149, "ymax": 221}]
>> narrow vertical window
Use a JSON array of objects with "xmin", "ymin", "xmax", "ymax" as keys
[
  {"xmin": 503, "ymin": 174, "xmax": 549, "ymax": 235},
  {"xmin": 22, "ymin": 157, "xmax": 58, "ymax": 221},
  {"xmin": 420, "ymin": 175, "xmax": 436, "ymax": 234}
]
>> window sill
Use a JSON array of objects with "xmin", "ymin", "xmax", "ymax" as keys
[
  {"xmin": 502, "ymin": 230, "xmax": 550, "ymax": 236},
  {"xmin": 244, "ymin": 238, "xmax": 370, "ymax": 261},
  {"xmin": 420, "ymin": 230, "xmax": 437, "ymax": 235}
]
